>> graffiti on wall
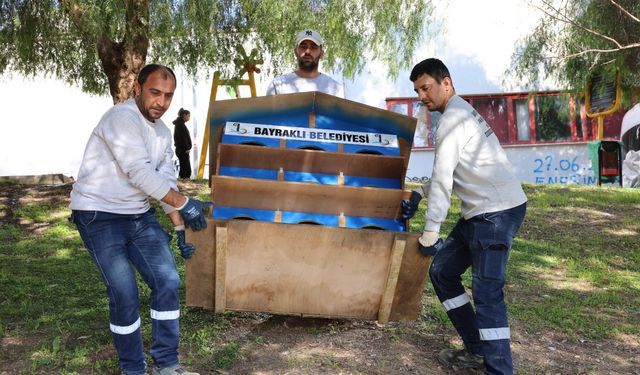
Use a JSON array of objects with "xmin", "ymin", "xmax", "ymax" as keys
[
  {"xmin": 532, "ymin": 154, "xmax": 596, "ymax": 185},
  {"xmin": 406, "ymin": 143, "xmax": 597, "ymax": 185}
]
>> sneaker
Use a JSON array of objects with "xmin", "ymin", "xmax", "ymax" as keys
[
  {"xmin": 437, "ymin": 348, "xmax": 485, "ymax": 371},
  {"xmin": 152, "ymin": 365, "xmax": 199, "ymax": 375}
]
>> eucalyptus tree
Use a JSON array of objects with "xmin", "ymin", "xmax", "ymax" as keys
[
  {"xmin": 0, "ymin": 0, "xmax": 433, "ymax": 103},
  {"xmin": 510, "ymin": 0, "xmax": 640, "ymax": 101}
]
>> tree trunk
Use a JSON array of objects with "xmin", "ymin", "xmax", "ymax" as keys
[
  {"xmin": 97, "ymin": 36, "xmax": 148, "ymax": 104},
  {"xmin": 96, "ymin": 0, "xmax": 149, "ymax": 104}
]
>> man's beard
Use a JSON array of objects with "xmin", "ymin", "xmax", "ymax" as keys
[{"xmin": 297, "ymin": 56, "xmax": 319, "ymax": 72}]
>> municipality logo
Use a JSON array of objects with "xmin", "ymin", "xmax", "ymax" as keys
[
  {"xmin": 227, "ymin": 122, "xmax": 248, "ymax": 134},
  {"xmin": 371, "ymin": 134, "xmax": 390, "ymax": 145}
]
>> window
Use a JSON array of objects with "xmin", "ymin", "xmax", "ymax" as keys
[
  {"xmin": 515, "ymin": 99, "xmax": 531, "ymax": 141},
  {"xmin": 390, "ymin": 103, "xmax": 408, "ymax": 116},
  {"xmin": 472, "ymin": 98, "xmax": 509, "ymax": 142},
  {"xmin": 534, "ymin": 95, "xmax": 572, "ymax": 142},
  {"xmin": 575, "ymin": 111, "xmax": 584, "ymax": 139},
  {"xmin": 412, "ymin": 102, "xmax": 428, "ymax": 147},
  {"xmin": 429, "ymin": 111, "xmax": 442, "ymax": 146}
]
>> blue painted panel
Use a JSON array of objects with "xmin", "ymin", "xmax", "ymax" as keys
[
  {"xmin": 313, "ymin": 101, "xmax": 415, "ymax": 144},
  {"xmin": 213, "ymin": 206, "xmax": 276, "ymax": 222},
  {"xmin": 281, "ymin": 211, "xmax": 340, "ymax": 227},
  {"xmin": 284, "ymin": 139, "xmax": 339, "ymax": 152},
  {"xmin": 342, "ymin": 144, "xmax": 400, "ymax": 156},
  {"xmin": 343, "ymin": 175, "xmax": 401, "ymax": 189},
  {"xmin": 221, "ymin": 134, "xmax": 281, "ymax": 148},
  {"xmin": 219, "ymin": 166, "xmax": 278, "ymax": 180},
  {"xmin": 284, "ymin": 171, "xmax": 339, "ymax": 185}
]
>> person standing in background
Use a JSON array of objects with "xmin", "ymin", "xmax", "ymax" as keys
[
  {"xmin": 266, "ymin": 29, "xmax": 344, "ymax": 98},
  {"xmin": 173, "ymin": 108, "xmax": 192, "ymax": 179}
]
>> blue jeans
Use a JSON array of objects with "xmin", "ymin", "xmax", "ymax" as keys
[
  {"xmin": 71, "ymin": 209, "xmax": 181, "ymax": 375},
  {"xmin": 429, "ymin": 203, "xmax": 526, "ymax": 375}
]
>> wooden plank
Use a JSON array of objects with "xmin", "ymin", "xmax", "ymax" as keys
[
  {"xmin": 215, "ymin": 225, "xmax": 228, "ymax": 313},
  {"xmin": 185, "ymin": 219, "xmax": 216, "ymax": 309},
  {"xmin": 309, "ymin": 110, "xmax": 316, "ymax": 128},
  {"xmin": 389, "ymin": 233, "xmax": 431, "ymax": 320},
  {"xmin": 217, "ymin": 143, "xmax": 405, "ymax": 179},
  {"xmin": 212, "ymin": 176, "xmax": 410, "ymax": 219},
  {"xmin": 377, "ymin": 236, "xmax": 407, "ymax": 324},
  {"xmin": 224, "ymin": 220, "xmax": 396, "ymax": 319}
]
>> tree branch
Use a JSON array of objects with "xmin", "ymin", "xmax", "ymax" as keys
[
  {"xmin": 609, "ymin": 0, "xmax": 640, "ymax": 24},
  {"xmin": 533, "ymin": 0, "xmax": 623, "ymax": 48},
  {"xmin": 554, "ymin": 42, "xmax": 640, "ymax": 60},
  {"xmin": 58, "ymin": 0, "xmax": 92, "ymax": 40}
]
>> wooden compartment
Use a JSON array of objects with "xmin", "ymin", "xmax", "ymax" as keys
[
  {"xmin": 186, "ymin": 92, "xmax": 428, "ymax": 323},
  {"xmin": 217, "ymin": 143, "xmax": 406, "ymax": 181},
  {"xmin": 212, "ymin": 175, "xmax": 409, "ymax": 219}
]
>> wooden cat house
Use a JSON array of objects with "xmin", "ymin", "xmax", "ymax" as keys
[{"xmin": 186, "ymin": 92, "xmax": 430, "ymax": 323}]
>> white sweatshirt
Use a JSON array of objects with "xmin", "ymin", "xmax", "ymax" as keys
[
  {"xmin": 266, "ymin": 72, "xmax": 345, "ymax": 98},
  {"xmin": 70, "ymin": 99, "xmax": 177, "ymax": 214},
  {"xmin": 423, "ymin": 95, "xmax": 527, "ymax": 233}
]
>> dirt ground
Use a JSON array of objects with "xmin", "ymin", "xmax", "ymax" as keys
[{"xmin": 1, "ymin": 180, "xmax": 639, "ymax": 374}]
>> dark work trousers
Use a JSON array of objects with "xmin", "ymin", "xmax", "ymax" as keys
[
  {"xmin": 429, "ymin": 202, "xmax": 526, "ymax": 375},
  {"xmin": 175, "ymin": 149, "xmax": 191, "ymax": 179}
]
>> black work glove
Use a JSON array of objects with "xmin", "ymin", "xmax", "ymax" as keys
[
  {"xmin": 179, "ymin": 198, "xmax": 212, "ymax": 231},
  {"xmin": 418, "ymin": 238, "xmax": 443, "ymax": 257},
  {"xmin": 401, "ymin": 190, "xmax": 423, "ymax": 219},
  {"xmin": 176, "ymin": 229, "xmax": 196, "ymax": 259}
]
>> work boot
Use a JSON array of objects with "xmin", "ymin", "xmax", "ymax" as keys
[
  {"xmin": 152, "ymin": 364, "xmax": 199, "ymax": 375},
  {"xmin": 437, "ymin": 348, "xmax": 485, "ymax": 371}
]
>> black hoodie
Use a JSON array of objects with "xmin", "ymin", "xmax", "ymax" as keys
[{"xmin": 172, "ymin": 118, "xmax": 192, "ymax": 151}]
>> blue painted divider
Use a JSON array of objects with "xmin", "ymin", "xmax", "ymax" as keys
[
  {"xmin": 221, "ymin": 134, "xmax": 281, "ymax": 148},
  {"xmin": 284, "ymin": 139, "xmax": 339, "ymax": 152},
  {"xmin": 213, "ymin": 206, "xmax": 276, "ymax": 222},
  {"xmin": 283, "ymin": 171, "xmax": 339, "ymax": 185},
  {"xmin": 281, "ymin": 211, "xmax": 340, "ymax": 227},
  {"xmin": 343, "ymin": 175, "xmax": 401, "ymax": 189},
  {"xmin": 219, "ymin": 166, "xmax": 278, "ymax": 180},
  {"xmin": 342, "ymin": 143, "xmax": 400, "ymax": 156}
]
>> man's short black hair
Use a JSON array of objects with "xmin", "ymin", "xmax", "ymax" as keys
[
  {"xmin": 409, "ymin": 58, "xmax": 451, "ymax": 83},
  {"xmin": 137, "ymin": 64, "xmax": 176, "ymax": 86}
]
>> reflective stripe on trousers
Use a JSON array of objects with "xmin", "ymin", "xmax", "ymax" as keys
[{"xmin": 429, "ymin": 202, "xmax": 526, "ymax": 375}]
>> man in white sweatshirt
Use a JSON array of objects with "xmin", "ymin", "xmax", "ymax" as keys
[
  {"xmin": 70, "ymin": 64, "xmax": 207, "ymax": 375},
  {"xmin": 266, "ymin": 29, "xmax": 344, "ymax": 98},
  {"xmin": 402, "ymin": 58, "xmax": 527, "ymax": 375}
]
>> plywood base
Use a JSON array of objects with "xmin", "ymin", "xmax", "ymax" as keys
[{"xmin": 186, "ymin": 219, "xmax": 430, "ymax": 322}]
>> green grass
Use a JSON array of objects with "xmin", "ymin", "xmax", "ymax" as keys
[
  {"xmin": 409, "ymin": 183, "xmax": 640, "ymax": 341},
  {"xmin": 1, "ymin": 181, "xmax": 639, "ymax": 373}
]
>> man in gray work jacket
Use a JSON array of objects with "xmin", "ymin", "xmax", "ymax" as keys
[{"xmin": 402, "ymin": 58, "xmax": 527, "ymax": 375}]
